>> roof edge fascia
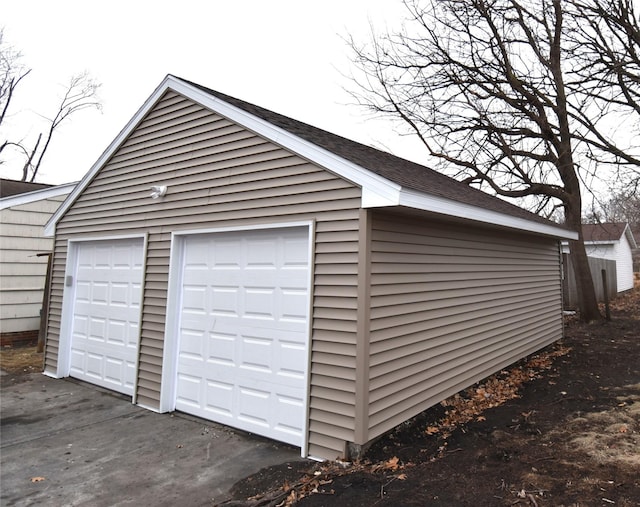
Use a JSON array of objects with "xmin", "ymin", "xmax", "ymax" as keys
[
  {"xmin": 1, "ymin": 181, "xmax": 77, "ymax": 211},
  {"xmin": 399, "ymin": 188, "xmax": 578, "ymax": 240},
  {"xmin": 561, "ymin": 239, "xmax": 614, "ymax": 246}
]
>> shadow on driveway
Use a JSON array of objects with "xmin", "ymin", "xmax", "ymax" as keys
[{"xmin": 0, "ymin": 372, "xmax": 305, "ymax": 506}]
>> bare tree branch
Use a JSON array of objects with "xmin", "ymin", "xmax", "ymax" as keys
[{"xmin": 28, "ymin": 72, "xmax": 102, "ymax": 180}]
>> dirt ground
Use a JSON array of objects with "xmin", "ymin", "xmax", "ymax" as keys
[
  {"xmin": 3, "ymin": 287, "xmax": 638, "ymax": 507},
  {"xmin": 221, "ymin": 287, "xmax": 640, "ymax": 507}
]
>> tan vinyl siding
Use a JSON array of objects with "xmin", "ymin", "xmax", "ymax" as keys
[
  {"xmin": 45, "ymin": 90, "xmax": 361, "ymax": 459},
  {"xmin": 366, "ymin": 211, "xmax": 563, "ymax": 440}
]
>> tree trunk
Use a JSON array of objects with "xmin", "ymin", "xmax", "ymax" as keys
[
  {"xmin": 566, "ymin": 215, "xmax": 603, "ymax": 322},
  {"xmin": 549, "ymin": 0, "xmax": 602, "ymax": 323}
]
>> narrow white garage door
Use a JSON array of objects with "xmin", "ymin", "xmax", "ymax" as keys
[
  {"xmin": 68, "ymin": 238, "xmax": 144, "ymax": 395},
  {"xmin": 175, "ymin": 226, "xmax": 310, "ymax": 446}
]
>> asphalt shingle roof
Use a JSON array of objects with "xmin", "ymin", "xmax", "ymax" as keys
[
  {"xmin": 0, "ymin": 178, "xmax": 52, "ymax": 198},
  {"xmin": 582, "ymin": 222, "xmax": 630, "ymax": 242}
]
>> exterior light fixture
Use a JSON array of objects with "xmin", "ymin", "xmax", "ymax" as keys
[{"xmin": 150, "ymin": 185, "xmax": 167, "ymax": 199}]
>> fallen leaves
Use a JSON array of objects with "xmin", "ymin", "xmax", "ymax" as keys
[
  {"xmin": 260, "ymin": 458, "xmax": 406, "ymax": 507},
  {"xmin": 424, "ymin": 345, "xmax": 572, "ymax": 441}
]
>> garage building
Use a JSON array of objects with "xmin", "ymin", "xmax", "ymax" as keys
[{"xmin": 44, "ymin": 75, "xmax": 576, "ymax": 460}]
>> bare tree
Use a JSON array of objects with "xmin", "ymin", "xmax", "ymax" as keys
[
  {"xmin": 0, "ymin": 31, "xmax": 101, "ymax": 182},
  {"xmin": 585, "ymin": 190, "xmax": 640, "ymax": 226},
  {"xmin": 349, "ymin": 0, "xmax": 640, "ymax": 322}
]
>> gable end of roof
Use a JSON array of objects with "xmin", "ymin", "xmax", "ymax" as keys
[{"xmin": 45, "ymin": 75, "xmax": 577, "ymax": 240}]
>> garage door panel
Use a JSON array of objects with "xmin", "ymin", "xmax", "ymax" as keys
[
  {"xmin": 244, "ymin": 288, "xmax": 276, "ymax": 319},
  {"xmin": 210, "ymin": 287, "xmax": 239, "ymax": 316},
  {"xmin": 110, "ymin": 283, "xmax": 132, "ymax": 306},
  {"xmin": 205, "ymin": 380, "xmax": 234, "ymax": 417},
  {"xmin": 176, "ymin": 373, "xmax": 203, "ymax": 408},
  {"xmin": 178, "ymin": 329, "xmax": 207, "ymax": 360},
  {"xmin": 278, "ymin": 341, "xmax": 307, "ymax": 378},
  {"xmin": 175, "ymin": 227, "xmax": 310, "ymax": 447},
  {"xmin": 281, "ymin": 289, "xmax": 310, "ymax": 321},
  {"xmin": 182, "ymin": 284, "xmax": 208, "ymax": 311},
  {"xmin": 89, "ymin": 317, "xmax": 107, "ymax": 340},
  {"xmin": 106, "ymin": 319, "xmax": 128, "ymax": 345},
  {"xmin": 67, "ymin": 238, "xmax": 143, "ymax": 396},
  {"xmin": 104, "ymin": 356, "xmax": 130, "ymax": 386},
  {"xmin": 240, "ymin": 335, "xmax": 273, "ymax": 372},
  {"xmin": 208, "ymin": 332, "xmax": 236, "ymax": 364},
  {"xmin": 85, "ymin": 352, "xmax": 103, "ymax": 380},
  {"xmin": 238, "ymin": 387, "xmax": 270, "ymax": 426},
  {"xmin": 69, "ymin": 348, "xmax": 85, "ymax": 373},
  {"xmin": 274, "ymin": 395, "xmax": 305, "ymax": 433}
]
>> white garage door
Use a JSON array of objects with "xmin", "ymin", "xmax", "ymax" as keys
[
  {"xmin": 175, "ymin": 226, "xmax": 310, "ymax": 446},
  {"xmin": 68, "ymin": 238, "xmax": 144, "ymax": 395}
]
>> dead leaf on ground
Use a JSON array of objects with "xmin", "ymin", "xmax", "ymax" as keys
[{"xmin": 384, "ymin": 456, "xmax": 400, "ymax": 471}]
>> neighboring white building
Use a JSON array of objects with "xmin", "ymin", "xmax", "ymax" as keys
[
  {"xmin": 563, "ymin": 222, "xmax": 637, "ymax": 293},
  {"xmin": 0, "ymin": 180, "xmax": 76, "ymax": 340}
]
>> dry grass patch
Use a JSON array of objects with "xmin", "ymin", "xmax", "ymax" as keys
[
  {"xmin": 564, "ymin": 386, "xmax": 640, "ymax": 468},
  {"xmin": 0, "ymin": 346, "xmax": 43, "ymax": 374}
]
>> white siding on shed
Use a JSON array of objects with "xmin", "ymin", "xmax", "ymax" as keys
[
  {"xmin": 583, "ymin": 239, "xmax": 634, "ymax": 293},
  {"xmin": 0, "ymin": 194, "xmax": 69, "ymax": 334}
]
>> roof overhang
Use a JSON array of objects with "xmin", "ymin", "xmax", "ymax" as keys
[
  {"xmin": 44, "ymin": 75, "xmax": 577, "ymax": 241},
  {"xmin": 1, "ymin": 181, "xmax": 77, "ymax": 212}
]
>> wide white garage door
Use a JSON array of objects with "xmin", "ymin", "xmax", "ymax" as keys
[
  {"xmin": 175, "ymin": 226, "xmax": 310, "ymax": 446},
  {"xmin": 68, "ymin": 238, "xmax": 144, "ymax": 395}
]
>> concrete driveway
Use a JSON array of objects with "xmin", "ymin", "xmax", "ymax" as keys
[{"xmin": 0, "ymin": 372, "xmax": 304, "ymax": 506}]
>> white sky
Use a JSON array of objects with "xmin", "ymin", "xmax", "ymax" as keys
[{"xmin": 1, "ymin": 0, "xmax": 426, "ymax": 185}]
